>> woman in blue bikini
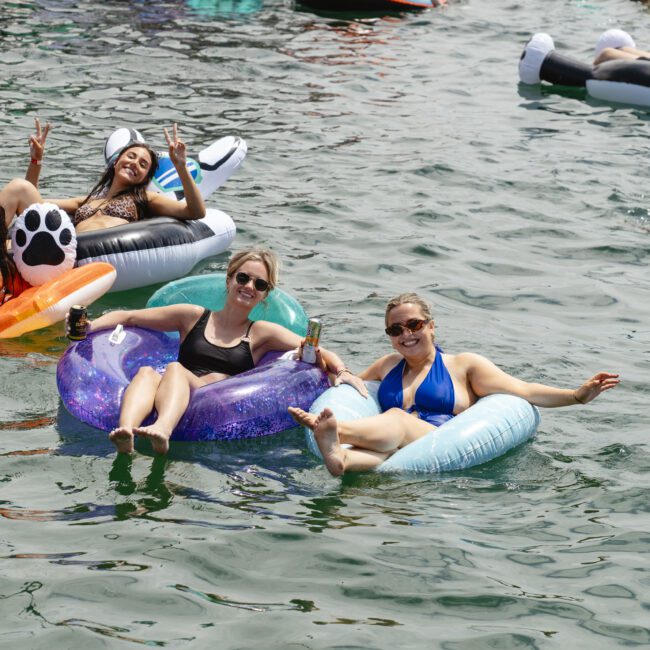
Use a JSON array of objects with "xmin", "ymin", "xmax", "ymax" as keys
[{"xmin": 289, "ymin": 292, "xmax": 620, "ymax": 476}]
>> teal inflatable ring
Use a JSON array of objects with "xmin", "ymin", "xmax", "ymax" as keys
[{"xmin": 146, "ymin": 272, "xmax": 309, "ymax": 336}]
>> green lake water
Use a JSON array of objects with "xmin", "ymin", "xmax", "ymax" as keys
[{"xmin": 0, "ymin": 1, "xmax": 649, "ymax": 647}]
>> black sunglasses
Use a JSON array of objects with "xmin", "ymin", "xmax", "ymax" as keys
[
  {"xmin": 235, "ymin": 271, "xmax": 270, "ymax": 293},
  {"xmin": 385, "ymin": 318, "xmax": 430, "ymax": 337}
]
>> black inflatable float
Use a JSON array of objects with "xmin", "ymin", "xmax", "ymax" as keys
[{"xmin": 519, "ymin": 32, "xmax": 650, "ymax": 107}]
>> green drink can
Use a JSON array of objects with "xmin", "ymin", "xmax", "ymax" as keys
[{"xmin": 302, "ymin": 318, "xmax": 322, "ymax": 364}]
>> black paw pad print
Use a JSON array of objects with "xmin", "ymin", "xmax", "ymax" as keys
[{"xmin": 11, "ymin": 202, "xmax": 77, "ymax": 286}]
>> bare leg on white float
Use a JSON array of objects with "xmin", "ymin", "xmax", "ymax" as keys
[
  {"xmin": 593, "ymin": 46, "xmax": 650, "ymax": 65},
  {"xmin": 289, "ymin": 406, "xmax": 435, "ymax": 476}
]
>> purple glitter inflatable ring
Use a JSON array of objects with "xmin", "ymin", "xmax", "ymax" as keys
[{"xmin": 56, "ymin": 326, "xmax": 330, "ymax": 441}]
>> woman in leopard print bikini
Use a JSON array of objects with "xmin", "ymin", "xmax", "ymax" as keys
[{"xmin": 1, "ymin": 119, "xmax": 205, "ymax": 233}]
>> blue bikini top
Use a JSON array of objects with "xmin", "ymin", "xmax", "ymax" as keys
[{"xmin": 377, "ymin": 351, "xmax": 456, "ymax": 427}]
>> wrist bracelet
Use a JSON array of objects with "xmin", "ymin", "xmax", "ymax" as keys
[
  {"xmin": 30, "ymin": 158, "xmax": 41, "ymax": 166},
  {"xmin": 573, "ymin": 390, "xmax": 586, "ymax": 405},
  {"xmin": 335, "ymin": 368, "xmax": 350, "ymax": 378}
]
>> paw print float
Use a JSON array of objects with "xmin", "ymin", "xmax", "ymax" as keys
[
  {"xmin": 11, "ymin": 202, "xmax": 77, "ymax": 285},
  {"xmin": 0, "ymin": 204, "xmax": 115, "ymax": 339}
]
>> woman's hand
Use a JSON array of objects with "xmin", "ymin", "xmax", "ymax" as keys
[
  {"xmin": 29, "ymin": 118, "xmax": 51, "ymax": 163},
  {"xmin": 298, "ymin": 341, "xmax": 326, "ymax": 367},
  {"xmin": 298, "ymin": 345, "xmax": 368, "ymax": 397},
  {"xmin": 573, "ymin": 372, "xmax": 620, "ymax": 405},
  {"xmin": 164, "ymin": 123, "xmax": 187, "ymax": 169},
  {"xmin": 334, "ymin": 369, "xmax": 369, "ymax": 398}
]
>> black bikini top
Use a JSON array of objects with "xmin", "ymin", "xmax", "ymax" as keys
[{"xmin": 177, "ymin": 309, "xmax": 255, "ymax": 377}]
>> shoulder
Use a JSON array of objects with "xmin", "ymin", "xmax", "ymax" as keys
[
  {"xmin": 447, "ymin": 351, "xmax": 481, "ymax": 362},
  {"xmin": 249, "ymin": 319, "xmax": 273, "ymax": 331},
  {"xmin": 445, "ymin": 351, "xmax": 498, "ymax": 375},
  {"xmin": 175, "ymin": 304, "xmax": 207, "ymax": 334},
  {"xmin": 166, "ymin": 303, "xmax": 205, "ymax": 322},
  {"xmin": 246, "ymin": 319, "xmax": 301, "ymax": 353},
  {"xmin": 380, "ymin": 352, "xmax": 403, "ymax": 369},
  {"xmin": 249, "ymin": 319, "xmax": 291, "ymax": 337},
  {"xmin": 169, "ymin": 302, "xmax": 204, "ymax": 314},
  {"xmin": 360, "ymin": 353, "xmax": 402, "ymax": 381}
]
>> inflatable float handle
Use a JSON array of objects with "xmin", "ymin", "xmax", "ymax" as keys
[{"xmin": 108, "ymin": 324, "xmax": 126, "ymax": 345}]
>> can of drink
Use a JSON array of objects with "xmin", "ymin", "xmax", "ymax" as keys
[
  {"xmin": 67, "ymin": 304, "xmax": 89, "ymax": 341},
  {"xmin": 302, "ymin": 318, "xmax": 322, "ymax": 364}
]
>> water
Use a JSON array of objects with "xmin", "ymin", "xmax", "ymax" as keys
[{"xmin": 1, "ymin": 0, "xmax": 649, "ymax": 647}]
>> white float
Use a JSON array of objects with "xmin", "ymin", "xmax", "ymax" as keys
[
  {"xmin": 304, "ymin": 383, "xmax": 540, "ymax": 474},
  {"xmin": 75, "ymin": 130, "xmax": 246, "ymax": 292},
  {"xmin": 518, "ymin": 31, "xmax": 650, "ymax": 108}
]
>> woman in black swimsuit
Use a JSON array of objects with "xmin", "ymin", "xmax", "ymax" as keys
[
  {"xmin": 84, "ymin": 248, "xmax": 367, "ymax": 455},
  {"xmin": 1, "ymin": 119, "xmax": 205, "ymax": 233}
]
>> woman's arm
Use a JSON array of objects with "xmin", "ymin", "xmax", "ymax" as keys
[
  {"xmin": 26, "ymin": 118, "xmax": 51, "ymax": 188},
  {"xmin": 87, "ymin": 303, "xmax": 203, "ymax": 338},
  {"xmin": 51, "ymin": 197, "xmax": 85, "ymax": 215},
  {"xmin": 146, "ymin": 124, "xmax": 206, "ymax": 221},
  {"xmin": 462, "ymin": 352, "xmax": 619, "ymax": 407},
  {"xmin": 253, "ymin": 321, "xmax": 368, "ymax": 396}
]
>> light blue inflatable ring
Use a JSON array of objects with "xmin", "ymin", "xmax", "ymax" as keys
[
  {"xmin": 304, "ymin": 383, "xmax": 540, "ymax": 474},
  {"xmin": 147, "ymin": 272, "xmax": 309, "ymax": 336}
]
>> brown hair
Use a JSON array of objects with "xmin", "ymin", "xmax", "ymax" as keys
[
  {"xmin": 79, "ymin": 142, "xmax": 159, "ymax": 219},
  {"xmin": 226, "ymin": 248, "xmax": 280, "ymax": 293},
  {"xmin": 385, "ymin": 292, "xmax": 433, "ymax": 324}
]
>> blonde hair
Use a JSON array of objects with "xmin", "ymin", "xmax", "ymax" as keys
[
  {"xmin": 226, "ymin": 248, "xmax": 280, "ymax": 292},
  {"xmin": 385, "ymin": 293, "xmax": 434, "ymax": 339}
]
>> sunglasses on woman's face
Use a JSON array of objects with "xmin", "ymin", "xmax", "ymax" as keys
[
  {"xmin": 235, "ymin": 271, "xmax": 270, "ymax": 293},
  {"xmin": 385, "ymin": 318, "xmax": 430, "ymax": 337}
]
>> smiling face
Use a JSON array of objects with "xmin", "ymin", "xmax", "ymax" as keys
[
  {"xmin": 385, "ymin": 302, "xmax": 435, "ymax": 357},
  {"xmin": 226, "ymin": 259, "xmax": 270, "ymax": 310},
  {"xmin": 114, "ymin": 145, "xmax": 155, "ymax": 186}
]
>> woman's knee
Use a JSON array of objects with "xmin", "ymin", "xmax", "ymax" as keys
[
  {"xmin": 163, "ymin": 361, "xmax": 191, "ymax": 380},
  {"xmin": 134, "ymin": 365, "xmax": 161, "ymax": 384},
  {"xmin": 5, "ymin": 178, "xmax": 38, "ymax": 198}
]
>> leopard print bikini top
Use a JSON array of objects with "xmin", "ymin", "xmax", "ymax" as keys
[{"xmin": 73, "ymin": 191, "xmax": 139, "ymax": 226}]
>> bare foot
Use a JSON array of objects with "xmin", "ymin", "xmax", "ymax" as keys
[
  {"xmin": 134, "ymin": 426, "xmax": 171, "ymax": 455},
  {"xmin": 109, "ymin": 427, "xmax": 135, "ymax": 454},
  {"xmin": 288, "ymin": 406, "xmax": 319, "ymax": 429},
  {"xmin": 290, "ymin": 407, "xmax": 345, "ymax": 476}
]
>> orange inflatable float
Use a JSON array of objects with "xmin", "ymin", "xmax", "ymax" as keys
[{"xmin": 0, "ymin": 262, "xmax": 116, "ymax": 338}]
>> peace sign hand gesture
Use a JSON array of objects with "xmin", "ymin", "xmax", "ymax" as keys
[
  {"xmin": 163, "ymin": 123, "xmax": 187, "ymax": 169},
  {"xmin": 29, "ymin": 118, "xmax": 51, "ymax": 163}
]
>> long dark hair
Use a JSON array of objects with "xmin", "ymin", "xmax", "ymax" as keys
[
  {"xmin": 0, "ymin": 207, "xmax": 18, "ymax": 292},
  {"xmin": 79, "ymin": 142, "xmax": 159, "ymax": 219}
]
